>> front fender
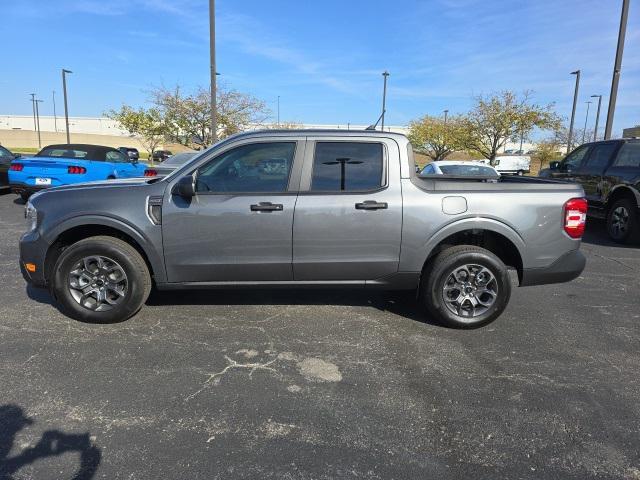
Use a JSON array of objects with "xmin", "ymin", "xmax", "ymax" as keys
[{"xmin": 43, "ymin": 214, "xmax": 166, "ymax": 284}]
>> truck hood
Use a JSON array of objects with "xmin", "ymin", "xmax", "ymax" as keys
[{"xmin": 31, "ymin": 177, "xmax": 157, "ymax": 199}]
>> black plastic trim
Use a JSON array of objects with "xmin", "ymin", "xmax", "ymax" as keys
[{"xmin": 520, "ymin": 249, "xmax": 586, "ymax": 286}]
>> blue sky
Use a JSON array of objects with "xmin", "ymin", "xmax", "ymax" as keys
[{"xmin": 2, "ymin": 0, "xmax": 639, "ymax": 134}]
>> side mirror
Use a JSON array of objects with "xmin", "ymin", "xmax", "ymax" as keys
[
  {"xmin": 172, "ymin": 175, "xmax": 196, "ymax": 198},
  {"xmin": 549, "ymin": 161, "xmax": 560, "ymax": 170}
]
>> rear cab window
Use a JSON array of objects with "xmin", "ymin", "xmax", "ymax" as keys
[{"xmin": 310, "ymin": 142, "xmax": 385, "ymax": 192}]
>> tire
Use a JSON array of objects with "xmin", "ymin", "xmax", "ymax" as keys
[
  {"xmin": 606, "ymin": 198, "xmax": 640, "ymax": 244},
  {"xmin": 51, "ymin": 236, "xmax": 151, "ymax": 323},
  {"xmin": 420, "ymin": 245, "xmax": 512, "ymax": 329}
]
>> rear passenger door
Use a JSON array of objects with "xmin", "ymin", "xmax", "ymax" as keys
[
  {"xmin": 292, "ymin": 137, "xmax": 403, "ymax": 281},
  {"xmin": 579, "ymin": 142, "xmax": 620, "ymax": 208}
]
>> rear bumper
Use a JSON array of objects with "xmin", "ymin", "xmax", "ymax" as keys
[
  {"xmin": 520, "ymin": 249, "xmax": 586, "ymax": 287},
  {"xmin": 10, "ymin": 183, "xmax": 48, "ymax": 195}
]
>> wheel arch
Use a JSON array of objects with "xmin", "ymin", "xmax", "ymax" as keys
[
  {"xmin": 44, "ymin": 217, "xmax": 165, "ymax": 285},
  {"xmin": 606, "ymin": 185, "xmax": 640, "ymax": 210},
  {"xmin": 419, "ymin": 219, "xmax": 525, "ymax": 284}
]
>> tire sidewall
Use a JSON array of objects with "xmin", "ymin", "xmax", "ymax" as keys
[
  {"xmin": 607, "ymin": 199, "xmax": 638, "ymax": 244},
  {"xmin": 424, "ymin": 250, "xmax": 511, "ymax": 328},
  {"xmin": 52, "ymin": 240, "xmax": 147, "ymax": 323}
]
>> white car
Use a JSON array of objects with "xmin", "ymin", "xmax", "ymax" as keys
[{"xmin": 421, "ymin": 160, "xmax": 500, "ymax": 176}]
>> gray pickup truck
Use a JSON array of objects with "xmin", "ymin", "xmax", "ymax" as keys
[{"xmin": 20, "ymin": 130, "xmax": 587, "ymax": 328}]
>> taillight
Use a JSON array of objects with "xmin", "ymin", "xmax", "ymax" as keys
[
  {"xmin": 67, "ymin": 166, "xmax": 87, "ymax": 174},
  {"xmin": 144, "ymin": 169, "xmax": 158, "ymax": 177},
  {"xmin": 10, "ymin": 163, "xmax": 24, "ymax": 171},
  {"xmin": 564, "ymin": 197, "xmax": 587, "ymax": 238}
]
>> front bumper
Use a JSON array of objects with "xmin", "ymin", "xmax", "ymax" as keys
[
  {"xmin": 19, "ymin": 229, "xmax": 51, "ymax": 288},
  {"xmin": 520, "ymin": 249, "xmax": 586, "ymax": 287}
]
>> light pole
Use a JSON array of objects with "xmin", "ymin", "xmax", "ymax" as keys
[
  {"xmin": 277, "ymin": 95, "xmax": 280, "ymax": 127},
  {"xmin": 209, "ymin": 0, "xmax": 217, "ymax": 144},
  {"xmin": 582, "ymin": 101, "xmax": 592, "ymax": 144},
  {"xmin": 604, "ymin": 0, "xmax": 630, "ymax": 139},
  {"xmin": 62, "ymin": 68, "xmax": 72, "ymax": 144},
  {"xmin": 591, "ymin": 95, "xmax": 603, "ymax": 141},
  {"xmin": 323, "ymin": 157, "xmax": 363, "ymax": 191},
  {"xmin": 29, "ymin": 93, "xmax": 37, "ymax": 133},
  {"xmin": 35, "ymin": 99, "xmax": 43, "ymax": 148},
  {"xmin": 381, "ymin": 71, "xmax": 389, "ymax": 131},
  {"xmin": 52, "ymin": 90, "xmax": 58, "ymax": 133},
  {"xmin": 443, "ymin": 109, "xmax": 449, "ymax": 124},
  {"xmin": 567, "ymin": 70, "xmax": 581, "ymax": 153}
]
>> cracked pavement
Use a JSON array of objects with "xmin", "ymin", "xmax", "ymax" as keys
[{"xmin": 0, "ymin": 191, "xmax": 639, "ymax": 479}]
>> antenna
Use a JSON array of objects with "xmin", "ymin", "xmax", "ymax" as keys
[{"xmin": 366, "ymin": 110, "xmax": 385, "ymax": 131}]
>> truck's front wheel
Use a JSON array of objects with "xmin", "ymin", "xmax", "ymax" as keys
[
  {"xmin": 421, "ymin": 245, "xmax": 511, "ymax": 328},
  {"xmin": 51, "ymin": 236, "xmax": 151, "ymax": 323}
]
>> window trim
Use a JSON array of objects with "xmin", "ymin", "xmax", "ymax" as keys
[
  {"xmin": 193, "ymin": 140, "xmax": 299, "ymax": 196},
  {"xmin": 299, "ymin": 139, "xmax": 389, "ymax": 195}
]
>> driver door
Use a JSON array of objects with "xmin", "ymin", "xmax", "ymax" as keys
[
  {"xmin": 551, "ymin": 145, "xmax": 591, "ymax": 181},
  {"xmin": 162, "ymin": 139, "xmax": 304, "ymax": 283}
]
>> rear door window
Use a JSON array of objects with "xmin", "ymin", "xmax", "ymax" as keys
[
  {"xmin": 310, "ymin": 142, "xmax": 384, "ymax": 192},
  {"xmin": 613, "ymin": 142, "xmax": 640, "ymax": 168},
  {"xmin": 583, "ymin": 143, "xmax": 618, "ymax": 170}
]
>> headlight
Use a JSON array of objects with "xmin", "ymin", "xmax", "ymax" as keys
[{"xmin": 24, "ymin": 201, "xmax": 37, "ymax": 233}]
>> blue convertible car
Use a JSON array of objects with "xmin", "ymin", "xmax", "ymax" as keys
[{"xmin": 9, "ymin": 144, "xmax": 148, "ymax": 200}]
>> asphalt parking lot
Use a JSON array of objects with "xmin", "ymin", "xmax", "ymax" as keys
[{"xmin": 0, "ymin": 191, "xmax": 639, "ymax": 480}]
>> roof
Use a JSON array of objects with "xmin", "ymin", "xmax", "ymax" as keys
[
  {"xmin": 230, "ymin": 128, "xmax": 409, "ymax": 140},
  {"xmin": 36, "ymin": 144, "xmax": 121, "ymax": 161}
]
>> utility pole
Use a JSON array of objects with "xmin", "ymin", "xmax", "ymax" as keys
[
  {"xmin": 30, "ymin": 93, "xmax": 37, "ymax": 133},
  {"xmin": 604, "ymin": 0, "xmax": 630, "ymax": 139},
  {"xmin": 35, "ymin": 99, "xmax": 43, "ymax": 148},
  {"xmin": 582, "ymin": 101, "xmax": 592, "ymax": 144},
  {"xmin": 381, "ymin": 71, "xmax": 389, "ymax": 131},
  {"xmin": 62, "ymin": 68, "xmax": 72, "ymax": 144},
  {"xmin": 591, "ymin": 95, "xmax": 603, "ymax": 141},
  {"xmin": 567, "ymin": 70, "xmax": 581, "ymax": 153},
  {"xmin": 277, "ymin": 95, "xmax": 280, "ymax": 127},
  {"xmin": 209, "ymin": 0, "xmax": 217, "ymax": 144},
  {"xmin": 52, "ymin": 90, "xmax": 58, "ymax": 133}
]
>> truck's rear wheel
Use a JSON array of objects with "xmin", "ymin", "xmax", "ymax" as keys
[
  {"xmin": 421, "ymin": 245, "xmax": 511, "ymax": 328},
  {"xmin": 51, "ymin": 236, "xmax": 151, "ymax": 323},
  {"xmin": 607, "ymin": 198, "xmax": 639, "ymax": 244}
]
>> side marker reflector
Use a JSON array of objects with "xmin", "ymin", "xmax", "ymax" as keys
[{"xmin": 25, "ymin": 263, "xmax": 36, "ymax": 272}]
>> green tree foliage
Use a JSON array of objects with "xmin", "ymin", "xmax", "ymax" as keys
[
  {"xmin": 150, "ymin": 84, "xmax": 270, "ymax": 148},
  {"xmin": 105, "ymin": 106, "xmax": 165, "ymax": 161},
  {"xmin": 408, "ymin": 114, "xmax": 468, "ymax": 161},
  {"xmin": 463, "ymin": 91, "xmax": 562, "ymax": 165}
]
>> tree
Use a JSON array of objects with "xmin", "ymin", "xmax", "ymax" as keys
[
  {"xmin": 553, "ymin": 125, "xmax": 595, "ymax": 151},
  {"xmin": 463, "ymin": 91, "xmax": 562, "ymax": 165},
  {"xmin": 105, "ymin": 106, "xmax": 166, "ymax": 162},
  {"xmin": 531, "ymin": 138, "xmax": 564, "ymax": 173},
  {"xmin": 150, "ymin": 84, "xmax": 270, "ymax": 148},
  {"xmin": 407, "ymin": 114, "xmax": 468, "ymax": 161}
]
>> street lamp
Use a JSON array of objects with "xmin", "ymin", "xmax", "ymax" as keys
[
  {"xmin": 567, "ymin": 70, "xmax": 581, "ymax": 153},
  {"xmin": 591, "ymin": 95, "xmax": 603, "ymax": 141},
  {"xmin": 29, "ymin": 93, "xmax": 37, "ymax": 133},
  {"xmin": 323, "ymin": 157, "xmax": 363, "ymax": 191},
  {"xmin": 209, "ymin": 0, "xmax": 217, "ymax": 144},
  {"xmin": 62, "ymin": 68, "xmax": 72, "ymax": 144},
  {"xmin": 443, "ymin": 109, "xmax": 449, "ymax": 124},
  {"xmin": 381, "ymin": 71, "xmax": 389, "ymax": 131},
  {"xmin": 604, "ymin": 0, "xmax": 630, "ymax": 139},
  {"xmin": 582, "ymin": 101, "xmax": 592, "ymax": 144},
  {"xmin": 277, "ymin": 95, "xmax": 280, "ymax": 127},
  {"xmin": 52, "ymin": 90, "xmax": 58, "ymax": 133}
]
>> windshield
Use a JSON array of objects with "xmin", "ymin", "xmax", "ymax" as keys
[
  {"xmin": 162, "ymin": 152, "xmax": 196, "ymax": 166},
  {"xmin": 438, "ymin": 164, "xmax": 497, "ymax": 176}
]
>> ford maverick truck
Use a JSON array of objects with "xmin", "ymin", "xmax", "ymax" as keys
[{"xmin": 19, "ymin": 130, "xmax": 586, "ymax": 328}]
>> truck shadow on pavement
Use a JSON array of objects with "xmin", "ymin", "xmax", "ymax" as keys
[
  {"xmin": 146, "ymin": 288, "xmax": 437, "ymax": 325},
  {"xmin": 0, "ymin": 404, "xmax": 101, "ymax": 480},
  {"xmin": 581, "ymin": 219, "xmax": 640, "ymax": 248}
]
